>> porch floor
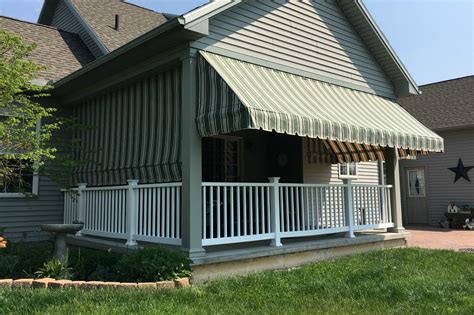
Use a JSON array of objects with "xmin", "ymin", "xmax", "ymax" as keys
[
  {"xmin": 66, "ymin": 230, "xmax": 407, "ymax": 266},
  {"xmin": 194, "ymin": 230, "xmax": 407, "ymax": 265}
]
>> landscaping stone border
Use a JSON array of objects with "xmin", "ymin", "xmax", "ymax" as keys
[{"xmin": 0, "ymin": 277, "xmax": 190, "ymax": 290}]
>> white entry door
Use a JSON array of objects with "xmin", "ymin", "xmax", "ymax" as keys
[{"xmin": 405, "ymin": 168, "xmax": 429, "ymax": 224}]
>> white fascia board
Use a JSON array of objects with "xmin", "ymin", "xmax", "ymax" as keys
[{"xmin": 180, "ymin": 0, "xmax": 243, "ymax": 27}]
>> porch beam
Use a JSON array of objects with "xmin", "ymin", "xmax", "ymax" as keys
[
  {"xmin": 180, "ymin": 51, "xmax": 206, "ymax": 258},
  {"xmin": 385, "ymin": 147, "xmax": 405, "ymax": 233}
]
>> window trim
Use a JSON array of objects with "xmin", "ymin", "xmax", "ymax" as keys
[
  {"xmin": 407, "ymin": 169, "xmax": 426, "ymax": 198},
  {"xmin": 338, "ymin": 162, "xmax": 359, "ymax": 179},
  {"xmin": 0, "ymin": 169, "xmax": 39, "ymax": 198},
  {"xmin": 0, "ymin": 119, "xmax": 40, "ymax": 198}
]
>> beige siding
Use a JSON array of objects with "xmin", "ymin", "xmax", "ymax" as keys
[
  {"xmin": 302, "ymin": 139, "xmax": 380, "ymax": 185},
  {"xmin": 50, "ymin": 0, "xmax": 103, "ymax": 58},
  {"xmin": 0, "ymin": 177, "xmax": 63, "ymax": 242},
  {"xmin": 193, "ymin": 0, "xmax": 395, "ymax": 98},
  {"xmin": 401, "ymin": 128, "xmax": 474, "ymax": 226}
]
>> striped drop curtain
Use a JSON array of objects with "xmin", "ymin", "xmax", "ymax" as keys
[{"xmin": 72, "ymin": 67, "xmax": 182, "ymax": 186}]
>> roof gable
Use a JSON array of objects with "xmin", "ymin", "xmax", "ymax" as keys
[
  {"xmin": 69, "ymin": 0, "xmax": 168, "ymax": 52},
  {"xmin": 182, "ymin": 0, "xmax": 420, "ymax": 97},
  {"xmin": 39, "ymin": 0, "xmax": 168, "ymax": 52},
  {"xmin": 191, "ymin": 0, "xmax": 397, "ymax": 99},
  {"xmin": 0, "ymin": 16, "xmax": 94, "ymax": 82}
]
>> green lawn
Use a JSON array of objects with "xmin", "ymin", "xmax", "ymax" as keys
[{"xmin": 0, "ymin": 248, "xmax": 472, "ymax": 314}]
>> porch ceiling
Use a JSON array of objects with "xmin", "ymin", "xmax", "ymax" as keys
[{"xmin": 197, "ymin": 52, "xmax": 444, "ymax": 153}]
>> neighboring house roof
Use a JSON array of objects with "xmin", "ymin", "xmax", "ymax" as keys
[
  {"xmin": 398, "ymin": 76, "xmax": 474, "ymax": 131},
  {"xmin": 39, "ymin": 0, "xmax": 168, "ymax": 53},
  {"xmin": 0, "ymin": 16, "xmax": 95, "ymax": 82}
]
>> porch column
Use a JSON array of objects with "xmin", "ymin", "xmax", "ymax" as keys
[
  {"xmin": 385, "ymin": 147, "xmax": 405, "ymax": 233},
  {"xmin": 180, "ymin": 52, "xmax": 205, "ymax": 259}
]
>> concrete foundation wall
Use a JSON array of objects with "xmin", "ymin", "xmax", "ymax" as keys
[{"xmin": 192, "ymin": 234, "xmax": 406, "ymax": 283}]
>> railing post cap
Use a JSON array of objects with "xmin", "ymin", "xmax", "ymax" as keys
[
  {"xmin": 127, "ymin": 179, "xmax": 140, "ymax": 186},
  {"xmin": 268, "ymin": 177, "xmax": 281, "ymax": 183},
  {"xmin": 78, "ymin": 183, "xmax": 88, "ymax": 188}
]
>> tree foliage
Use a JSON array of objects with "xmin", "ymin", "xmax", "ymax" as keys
[{"xmin": 0, "ymin": 30, "xmax": 59, "ymax": 181}]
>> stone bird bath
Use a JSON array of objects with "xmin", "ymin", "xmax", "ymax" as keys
[{"xmin": 41, "ymin": 223, "xmax": 84, "ymax": 260}]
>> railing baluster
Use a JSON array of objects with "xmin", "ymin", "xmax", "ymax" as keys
[
  {"xmin": 210, "ymin": 186, "xmax": 214, "ymax": 239},
  {"xmin": 261, "ymin": 187, "xmax": 265, "ymax": 234},
  {"xmin": 290, "ymin": 187, "xmax": 295, "ymax": 232},
  {"xmin": 296, "ymin": 187, "xmax": 301, "ymax": 231},
  {"xmin": 285, "ymin": 187, "xmax": 289, "ymax": 232},
  {"xmin": 266, "ymin": 187, "xmax": 270, "ymax": 234},
  {"xmin": 171, "ymin": 187, "xmax": 175, "ymax": 239},
  {"xmin": 176, "ymin": 186, "xmax": 181, "ymax": 239},
  {"xmin": 161, "ymin": 187, "xmax": 165, "ymax": 238},
  {"xmin": 217, "ymin": 186, "xmax": 221, "ymax": 239},
  {"xmin": 202, "ymin": 186, "xmax": 206, "ymax": 240},
  {"xmin": 249, "ymin": 187, "xmax": 253, "ymax": 235},
  {"xmin": 224, "ymin": 187, "xmax": 228, "ymax": 238},
  {"xmin": 306, "ymin": 187, "xmax": 310, "ymax": 231},
  {"xmin": 243, "ymin": 187, "xmax": 247, "ymax": 236},
  {"xmin": 230, "ymin": 187, "xmax": 234, "ymax": 237},
  {"xmin": 255, "ymin": 187, "xmax": 259, "ymax": 235},
  {"xmin": 237, "ymin": 186, "xmax": 241, "ymax": 237}
]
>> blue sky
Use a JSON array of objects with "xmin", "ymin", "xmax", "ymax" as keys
[{"xmin": 0, "ymin": 0, "xmax": 472, "ymax": 85}]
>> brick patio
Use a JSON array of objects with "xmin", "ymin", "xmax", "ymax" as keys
[{"xmin": 406, "ymin": 225, "xmax": 474, "ymax": 251}]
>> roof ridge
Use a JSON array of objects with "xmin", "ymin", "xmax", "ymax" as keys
[
  {"xmin": 420, "ymin": 75, "xmax": 474, "ymax": 87},
  {"xmin": 0, "ymin": 15, "xmax": 80, "ymax": 36}
]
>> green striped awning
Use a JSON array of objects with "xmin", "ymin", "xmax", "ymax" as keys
[
  {"xmin": 197, "ymin": 52, "xmax": 444, "ymax": 152},
  {"xmin": 73, "ymin": 67, "xmax": 182, "ymax": 186}
]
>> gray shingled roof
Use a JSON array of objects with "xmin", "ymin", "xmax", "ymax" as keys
[
  {"xmin": 398, "ymin": 76, "xmax": 474, "ymax": 131},
  {"xmin": 69, "ymin": 0, "xmax": 168, "ymax": 52},
  {"xmin": 0, "ymin": 16, "xmax": 95, "ymax": 82}
]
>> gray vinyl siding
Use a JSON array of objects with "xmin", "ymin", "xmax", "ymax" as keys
[
  {"xmin": 302, "ymin": 138, "xmax": 380, "ymax": 185},
  {"xmin": 50, "ymin": 0, "xmax": 103, "ymax": 58},
  {"xmin": 0, "ymin": 177, "xmax": 63, "ymax": 242},
  {"xmin": 192, "ymin": 0, "xmax": 395, "ymax": 98},
  {"xmin": 401, "ymin": 128, "xmax": 474, "ymax": 226}
]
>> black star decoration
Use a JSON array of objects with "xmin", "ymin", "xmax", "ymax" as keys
[{"xmin": 448, "ymin": 158, "xmax": 473, "ymax": 183}]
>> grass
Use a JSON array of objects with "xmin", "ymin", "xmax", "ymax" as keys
[{"xmin": 0, "ymin": 248, "xmax": 472, "ymax": 314}]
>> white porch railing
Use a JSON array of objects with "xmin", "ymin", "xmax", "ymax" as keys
[
  {"xmin": 202, "ymin": 179, "xmax": 394, "ymax": 246},
  {"xmin": 64, "ymin": 179, "xmax": 393, "ymax": 248},
  {"xmin": 63, "ymin": 181, "xmax": 182, "ymax": 246}
]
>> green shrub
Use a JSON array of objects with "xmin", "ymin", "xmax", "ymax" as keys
[
  {"xmin": 35, "ymin": 258, "xmax": 73, "ymax": 280},
  {"xmin": 68, "ymin": 247, "xmax": 122, "ymax": 281},
  {"xmin": 0, "ymin": 256, "xmax": 19, "ymax": 278},
  {"xmin": 116, "ymin": 247, "xmax": 192, "ymax": 282},
  {"xmin": 0, "ymin": 242, "xmax": 53, "ymax": 278}
]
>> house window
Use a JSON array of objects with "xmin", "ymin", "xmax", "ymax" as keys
[
  {"xmin": 339, "ymin": 162, "xmax": 358, "ymax": 179},
  {"xmin": 407, "ymin": 170, "xmax": 426, "ymax": 197},
  {"xmin": 203, "ymin": 136, "xmax": 243, "ymax": 182},
  {"xmin": 0, "ymin": 159, "xmax": 38, "ymax": 197}
]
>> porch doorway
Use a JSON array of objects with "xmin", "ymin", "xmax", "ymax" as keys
[
  {"xmin": 405, "ymin": 168, "xmax": 429, "ymax": 224},
  {"xmin": 202, "ymin": 131, "xmax": 303, "ymax": 183},
  {"xmin": 202, "ymin": 136, "xmax": 243, "ymax": 182}
]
